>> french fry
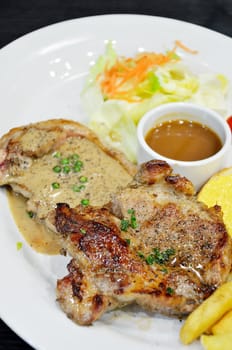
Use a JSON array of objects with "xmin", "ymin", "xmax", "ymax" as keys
[
  {"xmin": 201, "ymin": 334, "xmax": 232, "ymax": 350},
  {"xmin": 211, "ymin": 309, "xmax": 232, "ymax": 335},
  {"xmin": 179, "ymin": 281, "xmax": 232, "ymax": 344}
]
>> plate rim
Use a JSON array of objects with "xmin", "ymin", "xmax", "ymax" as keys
[{"xmin": 0, "ymin": 13, "xmax": 231, "ymax": 350}]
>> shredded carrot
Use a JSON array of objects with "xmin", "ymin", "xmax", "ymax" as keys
[
  {"xmin": 99, "ymin": 50, "xmax": 178, "ymax": 102},
  {"xmin": 174, "ymin": 40, "xmax": 198, "ymax": 54},
  {"xmin": 98, "ymin": 41, "xmax": 196, "ymax": 102}
]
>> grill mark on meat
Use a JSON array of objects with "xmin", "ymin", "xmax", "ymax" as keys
[
  {"xmin": 165, "ymin": 175, "xmax": 194, "ymax": 195},
  {"xmin": 135, "ymin": 160, "xmax": 172, "ymax": 185},
  {"xmin": 66, "ymin": 260, "xmax": 84, "ymax": 301},
  {"xmin": 72, "ymin": 282, "xmax": 83, "ymax": 301},
  {"xmin": 56, "ymin": 203, "xmax": 145, "ymax": 274},
  {"xmin": 92, "ymin": 294, "xmax": 104, "ymax": 310},
  {"xmin": 78, "ymin": 229, "xmax": 129, "ymax": 270}
]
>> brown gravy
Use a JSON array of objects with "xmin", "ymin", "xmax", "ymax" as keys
[
  {"xmin": 7, "ymin": 190, "xmax": 62, "ymax": 255},
  {"xmin": 145, "ymin": 119, "xmax": 222, "ymax": 161}
]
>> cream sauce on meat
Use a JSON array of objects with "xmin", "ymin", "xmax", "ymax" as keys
[
  {"xmin": 8, "ymin": 136, "xmax": 132, "ymax": 219},
  {"xmin": 7, "ymin": 136, "xmax": 133, "ymax": 254},
  {"xmin": 7, "ymin": 191, "xmax": 62, "ymax": 254}
]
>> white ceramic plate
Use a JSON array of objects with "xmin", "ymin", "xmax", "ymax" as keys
[{"xmin": 0, "ymin": 14, "xmax": 232, "ymax": 350}]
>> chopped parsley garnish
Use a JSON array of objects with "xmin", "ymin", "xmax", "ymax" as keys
[
  {"xmin": 51, "ymin": 152, "xmax": 88, "ymax": 191},
  {"xmin": 53, "ymin": 151, "xmax": 61, "ymax": 158},
  {"xmin": 16, "ymin": 241, "xmax": 23, "ymax": 251},
  {"xmin": 145, "ymin": 254, "xmax": 155, "ymax": 265},
  {"xmin": 72, "ymin": 184, "xmax": 85, "ymax": 192},
  {"xmin": 71, "ymin": 154, "xmax": 80, "ymax": 161},
  {"xmin": 73, "ymin": 165, "xmax": 81, "ymax": 172},
  {"xmin": 60, "ymin": 158, "xmax": 70, "ymax": 165},
  {"xmin": 52, "ymin": 182, "xmax": 60, "ymax": 189},
  {"xmin": 137, "ymin": 251, "xmax": 145, "ymax": 259},
  {"xmin": 52, "ymin": 153, "xmax": 84, "ymax": 175},
  {"xmin": 161, "ymin": 267, "xmax": 168, "ymax": 274},
  {"xmin": 125, "ymin": 238, "xmax": 131, "ymax": 245},
  {"xmin": 166, "ymin": 287, "xmax": 174, "ymax": 295},
  {"xmin": 53, "ymin": 165, "xmax": 62, "ymax": 173},
  {"xmin": 128, "ymin": 209, "xmax": 138, "ymax": 229},
  {"xmin": 75, "ymin": 160, "xmax": 83, "ymax": 167},
  {"xmin": 79, "ymin": 176, "xmax": 88, "ymax": 183},
  {"xmin": 27, "ymin": 211, "xmax": 34, "ymax": 218},
  {"xmin": 80, "ymin": 228, "xmax": 86, "ymax": 234},
  {"xmin": 120, "ymin": 219, "xmax": 130, "ymax": 231},
  {"xmin": 63, "ymin": 165, "xmax": 71, "ymax": 174},
  {"xmin": 137, "ymin": 247, "xmax": 175, "ymax": 266},
  {"xmin": 152, "ymin": 247, "xmax": 175, "ymax": 265},
  {"xmin": 81, "ymin": 198, "xmax": 89, "ymax": 206},
  {"xmin": 120, "ymin": 208, "xmax": 138, "ymax": 231}
]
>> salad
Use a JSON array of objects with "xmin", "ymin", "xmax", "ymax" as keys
[{"xmin": 81, "ymin": 41, "xmax": 230, "ymax": 162}]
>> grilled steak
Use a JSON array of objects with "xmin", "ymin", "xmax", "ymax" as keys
[
  {"xmin": 55, "ymin": 160, "xmax": 232, "ymax": 325},
  {"xmin": 0, "ymin": 119, "xmax": 136, "ymax": 223}
]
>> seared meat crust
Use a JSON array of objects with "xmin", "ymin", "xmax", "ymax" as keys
[
  {"xmin": 111, "ymin": 160, "xmax": 232, "ymax": 286},
  {"xmin": 55, "ymin": 161, "xmax": 232, "ymax": 325}
]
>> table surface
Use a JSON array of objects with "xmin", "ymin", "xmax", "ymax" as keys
[{"xmin": 0, "ymin": 1, "xmax": 231, "ymax": 349}]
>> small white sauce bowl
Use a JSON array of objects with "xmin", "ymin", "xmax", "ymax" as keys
[{"xmin": 137, "ymin": 102, "xmax": 231, "ymax": 191}]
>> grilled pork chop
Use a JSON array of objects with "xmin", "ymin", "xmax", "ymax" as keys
[
  {"xmin": 55, "ymin": 160, "xmax": 232, "ymax": 325},
  {"xmin": 0, "ymin": 119, "xmax": 135, "ymax": 222}
]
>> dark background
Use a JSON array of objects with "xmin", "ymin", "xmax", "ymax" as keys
[
  {"xmin": 0, "ymin": 0, "xmax": 232, "ymax": 49},
  {"xmin": 0, "ymin": 0, "xmax": 231, "ymax": 349}
]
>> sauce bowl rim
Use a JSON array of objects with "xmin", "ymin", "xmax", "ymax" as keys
[{"xmin": 137, "ymin": 102, "xmax": 231, "ymax": 167}]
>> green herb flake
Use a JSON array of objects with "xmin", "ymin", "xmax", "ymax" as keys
[
  {"xmin": 81, "ymin": 198, "xmax": 89, "ymax": 206},
  {"xmin": 127, "ymin": 209, "xmax": 135, "ymax": 215},
  {"xmin": 129, "ymin": 208, "xmax": 138, "ymax": 229},
  {"xmin": 152, "ymin": 247, "xmax": 175, "ymax": 265},
  {"xmin": 53, "ymin": 165, "xmax": 62, "ymax": 173},
  {"xmin": 166, "ymin": 287, "xmax": 174, "ymax": 295},
  {"xmin": 125, "ymin": 238, "xmax": 131, "ymax": 245},
  {"xmin": 63, "ymin": 165, "xmax": 71, "ymax": 174},
  {"xmin": 27, "ymin": 211, "xmax": 34, "ymax": 219},
  {"xmin": 16, "ymin": 241, "xmax": 23, "ymax": 251},
  {"xmin": 161, "ymin": 267, "xmax": 168, "ymax": 274},
  {"xmin": 60, "ymin": 158, "xmax": 70, "ymax": 165},
  {"xmin": 53, "ymin": 151, "xmax": 61, "ymax": 158},
  {"xmin": 120, "ymin": 208, "xmax": 138, "ymax": 232},
  {"xmin": 130, "ymin": 214, "xmax": 138, "ymax": 229},
  {"xmin": 137, "ymin": 251, "xmax": 145, "ymax": 260},
  {"xmin": 145, "ymin": 254, "xmax": 155, "ymax": 265},
  {"xmin": 80, "ymin": 228, "xmax": 86, "ymax": 234},
  {"xmin": 53, "ymin": 153, "xmax": 85, "ymax": 175},
  {"xmin": 79, "ymin": 176, "xmax": 88, "ymax": 183},
  {"xmin": 75, "ymin": 160, "xmax": 83, "ymax": 168},
  {"xmin": 120, "ymin": 219, "xmax": 130, "ymax": 231},
  {"xmin": 73, "ymin": 165, "xmax": 81, "ymax": 172},
  {"xmin": 52, "ymin": 182, "xmax": 60, "ymax": 189},
  {"xmin": 72, "ymin": 184, "xmax": 85, "ymax": 192},
  {"xmin": 71, "ymin": 154, "xmax": 80, "ymax": 161}
]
